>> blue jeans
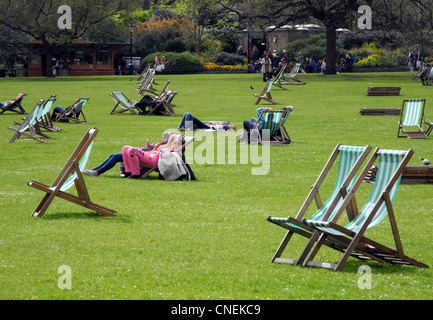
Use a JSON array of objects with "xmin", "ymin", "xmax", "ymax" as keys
[
  {"xmin": 179, "ymin": 112, "xmax": 210, "ymax": 130},
  {"xmin": 93, "ymin": 152, "xmax": 123, "ymax": 174}
]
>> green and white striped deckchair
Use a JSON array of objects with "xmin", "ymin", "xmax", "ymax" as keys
[
  {"xmin": 302, "ymin": 148, "xmax": 429, "ymax": 271},
  {"xmin": 109, "ymin": 92, "xmax": 138, "ymax": 115},
  {"xmin": 137, "ymin": 66, "xmax": 157, "ymax": 95},
  {"xmin": 254, "ymin": 107, "xmax": 294, "ymax": 145},
  {"xmin": 397, "ymin": 99, "xmax": 430, "ymax": 139},
  {"xmin": 8, "ymin": 99, "xmax": 47, "ymax": 143},
  {"xmin": 253, "ymin": 80, "xmax": 279, "ymax": 105},
  {"xmin": 267, "ymin": 144, "xmax": 372, "ymax": 266},
  {"xmin": 282, "ymin": 63, "xmax": 306, "ymax": 85},
  {"xmin": 28, "ymin": 127, "xmax": 117, "ymax": 218},
  {"xmin": 272, "ymin": 63, "xmax": 289, "ymax": 90},
  {"xmin": 39, "ymin": 95, "xmax": 61, "ymax": 132}
]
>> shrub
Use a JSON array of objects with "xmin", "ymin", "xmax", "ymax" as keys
[
  {"xmin": 214, "ymin": 52, "xmax": 245, "ymax": 65},
  {"xmin": 141, "ymin": 51, "xmax": 204, "ymax": 74}
]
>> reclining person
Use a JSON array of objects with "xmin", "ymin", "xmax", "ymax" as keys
[
  {"xmin": 121, "ymin": 134, "xmax": 183, "ymax": 179},
  {"xmin": 83, "ymin": 132, "xmax": 175, "ymax": 177},
  {"xmin": 177, "ymin": 112, "xmax": 236, "ymax": 131},
  {"xmin": 0, "ymin": 93, "xmax": 26, "ymax": 110}
]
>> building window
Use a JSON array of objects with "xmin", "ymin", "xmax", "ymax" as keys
[
  {"xmin": 97, "ymin": 48, "xmax": 111, "ymax": 65},
  {"xmin": 74, "ymin": 46, "xmax": 93, "ymax": 65}
]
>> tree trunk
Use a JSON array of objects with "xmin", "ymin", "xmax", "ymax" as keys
[
  {"xmin": 325, "ymin": 26, "xmax": 337, "ymax": 75},
  {"xmin": 44, "ymin": 42, "xmax": 54, "ymax": 78}
]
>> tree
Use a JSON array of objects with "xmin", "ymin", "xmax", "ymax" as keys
[{"xmin": 0, "ymin": 0, "xmax": 134, "ymax": 76}]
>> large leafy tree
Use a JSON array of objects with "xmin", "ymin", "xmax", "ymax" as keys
[{"xmin": 0, "ymin": 0, "xmax": 134, "ymax": 76}]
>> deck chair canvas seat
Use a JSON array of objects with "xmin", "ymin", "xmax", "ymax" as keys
[
  {"xmin": 8, "ymin": 99, "xmax": 47, "ymax": 143},
  {"xmin": 28, "ymin": 127, "xmax": 117, "ymax": 218},
  {"xmin": 267, "ymin": 144, "xmax": 372, "ymax": 266},
  {"xmin": 0, "ymin": 93, "xmax": 28, "ymax": 115},
  {"xmin": 251, "ymin": 107, "xmax": 293, "ymax": 145},
  {"xmin": 282, "ymin": 63, "xmax": 306, "ymax": 85},
  {"xmin": 397, "ymin": 99, "xmax": 431, "ymax": 139},
  {"xmin": 253, "ymin": 80, "xmax": 278, "ymax": 105},
  {"xmin": 272, "ymin": 63, "xmax": 289, "ymax": 90},
  {"xmin": 11, "ymin": 96, "xmax": 58, "ymax": 140},
  {"xmin": 54, "ymin": 97, "xmax": 89, "ymax": 124},
  {"xmin": 300, "ymin": 148, "xmax": 429, "ymax": 271},
  {"xmin": 109, "ymin": 92, "xmax": 138, "ymax": 115}
]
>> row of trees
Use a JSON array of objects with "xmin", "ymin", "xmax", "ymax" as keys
[{"xmin": 1, "ymin": 0, "xmax": 433, "ymax": 76}]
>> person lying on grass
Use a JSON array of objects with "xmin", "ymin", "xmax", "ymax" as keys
[
  {"xmin": 177, "ymin": 112, "xmax": 236, "ymax": 131},
  {"xmin": 83, "ymin": 132, "xmax": 175, "ymax": 178},
  {"xmin": 121, "ymin": 134, "xmax": 183, "ymax": 179}
]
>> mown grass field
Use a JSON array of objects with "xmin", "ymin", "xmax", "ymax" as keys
[{"xmin": 0, "ymin": 71, "xmax": 432, "ymax": 300}]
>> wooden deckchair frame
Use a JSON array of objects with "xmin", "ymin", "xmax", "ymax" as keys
[
  {"xmin": 109, "ymin": 92, "xmax": 138, "ymax": 115},
  {"xmin": 8, "ymin": 99, "xmax": 47, "ymax": 143},
  {"xmin": 272, "ymin": 63, "xmax": 289, "ymax": 90},
  {"xmin": 147, "ymin": 80, "xmax": 177, "ymax": 116},
  {"xmin": 397, "ymin": 99, "xmax": 430, "ymax": 139},
  {"xmin": 54, "ymin": 97, "xmax": 89, "ymax": 124},
  {"xmin": 252, "ymin": 107, "xmax": 292, "ymax": 145},
  {"xmin": 267, "ymin": 144, "xmax": 372, "ymax": 266},
  {"xmin": 28, "ymin": 127, "xmax": 117, "ymax": 218},
  {"xmin": 0, "ymin": 93, "xmax": 28, "ymax": 115},
  {"xmin": 300, "ymin": 148, "xmax": 429, "ymax": 271},
  {"xmin": 282, "ymin": 63, "xmax": 306, "ymax": 85},
  {"xmin": 137, "ymin": 66, "xmax": 158, "ymax": 95},
  {"xmin": 253, "ymin": 80, "xmax": 278, "ymax": 105}
]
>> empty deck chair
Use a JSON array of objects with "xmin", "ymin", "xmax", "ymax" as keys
[
  {"xmin": 282, "ymin": 63, "xmax": 305, "ymax": 85},
  {"xmin": 53, "ymin": 97, "xmax": 89, "ymax": 124},
  {"xmin": 8, "ymin": 99, "xmax": 47, "ymax": 143},
  {"xmin": 109, "ymin": 92, "xmax": 138, "ymax": 115},
  {"xmin": 301, "ymin": 148, "xmax": 429, "ymax": 271},
  {"xmin": 267, "ymin": 144, "xmax": 372, "ymax": 266},
  {"xmin": 253, "ymin": 80, "xmax": 278, "ymax": 105},
  {"xmin": 0, "ymin": 93, "xmax": 28, "ymax": 115},
  {"xmin": 137, "ymin": 67, "xmax": 157, "ymax": 95},
  {"xmin": 28, "ymin": 127, "xmax": 117, "ymax": 218},
  {"xmin": 397, "ymin": 99, "xmax": 431, "ymax": 139},
  {"xmin": 272, "ymin": 64, "xmax": 289, "ymax": 90}
]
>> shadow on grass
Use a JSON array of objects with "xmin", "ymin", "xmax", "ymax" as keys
[{"xmin": 40, "ymin": 211, "xmax": 134, "ymax": 223}]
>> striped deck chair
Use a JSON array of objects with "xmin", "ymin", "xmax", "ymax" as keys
[
  {"xmin": 38, "ymin": 95, "xmax": 61, "ymax": 132},
  {"xmin": 272, "ymin": 63, "xmax": 289, "ymax": 90},
  {"xmin": 267, "ymin": 144, "xmax": 372, "ymax": 266},
  {"xmin": 397, "ymin": 99, "xmax": 431, "ymax": 139},
  {"xmin": 0, "ymin": 93, "xmax": 28, "ymax": 115},
  {"xmin": 28, "ymin": 127, "xmax": 117, "ymax": 218},
  {"xmin": 11, "ymin": 95, "xmax": 58, "ymax": 139},
  {"xmin": 136, "ymin": 64, "xmax": 150, "ymax": 82},
  {"xmin": 54, "ymin": 97, "xmax": 89, "ymax": 124},
  {"xmin": 137, "ymin": 67, "xmax": 157, "ymax": 95},
  {"xmin": 301, "ymin": 148, "xmax": 429, "ymax": 271},
  {"xmin": 282, "ymin": 63, "xmax": 306, "ymax": 85},
  {"xmin": 109, "ymin": 92, "xmax": 138, "ymax": 115},
  {"xmin": 8, "ymin": 99, "xmax": 47, "ymax": 143},
  {"xmin": 253, "ymin": 80, "xmax": 279, "ymax": 105},
  {"xmin": 270, "ymin": 106, "xmax": 294, "ymax": 145}
]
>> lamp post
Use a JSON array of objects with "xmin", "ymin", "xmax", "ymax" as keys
[{"xmin": 128, "ymin": 22, "xmax": 134, "ymax": 75}]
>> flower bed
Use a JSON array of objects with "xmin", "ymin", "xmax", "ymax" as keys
[{"xmin": 204, "ymin": 62, "xmax": 246, "ymax": 73}]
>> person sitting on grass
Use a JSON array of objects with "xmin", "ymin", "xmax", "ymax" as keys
[
  {"xmin": 83, "ymin": 132, "xmax": 175, "ymax": 177},
  {"xmin": 121, "ymin": 134, "xmax": 183, "ymax": 179},
  {"xmin": 177, "ymin": 112, "xmax": 236, "ymax": 131}
]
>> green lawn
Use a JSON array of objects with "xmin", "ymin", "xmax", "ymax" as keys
[{"xmin": 0, "ymin": 71, "xmax": 432, "ymax": 300}]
